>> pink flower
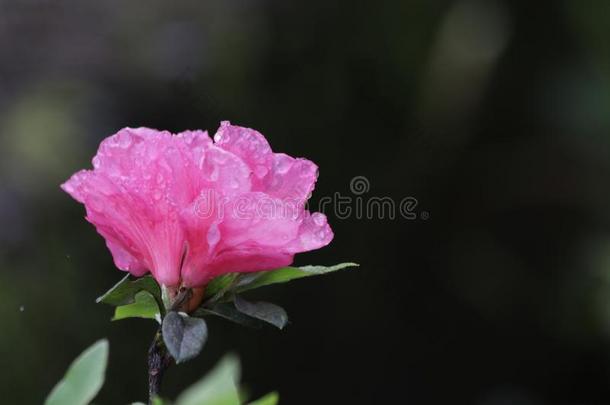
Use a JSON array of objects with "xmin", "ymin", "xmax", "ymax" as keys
[{"xmin": 62, "ymin": 122, "xmax": 333, "ymax": 288}]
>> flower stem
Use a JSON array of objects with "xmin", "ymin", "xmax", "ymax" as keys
[
  {"xmin": 148, "ymin": 286, "xmax": 204, "ymax": 403},
  {"xmin": 148, "ymin": 328, "xmax": 173, "ymax": 404}
]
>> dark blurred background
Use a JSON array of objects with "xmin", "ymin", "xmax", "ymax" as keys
[{"xmin": 2, "ymin": 0, "xmax": 610, "ymax": 404}]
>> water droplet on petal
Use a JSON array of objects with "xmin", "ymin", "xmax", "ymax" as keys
[
  {"xmin": 117, "ymin": 132, "xmax": 133, "ymax": 148},
  {"xmin": 312, "ymin": 213, "xmax": 326, "ymax": 227},
  {"xmin": 207, "ymin": 223, "xmax": 221, "ymax": 247},
  {"xmin": 229, "ymin": 178, "xmax": 240, "ymax": 189},
  {"xmin": 254, "ymin": 165, "xmax": 268, "ymax": 178},
  {"xmin": 270, "ymin": 177, "xmax": 281, "ymax": 189},
  {"xmin": 300, "ymin": 164, "xmax": 314, "ymax": 178},
  {"xmin": 300, "ymin": 233, "xmax": 313, "ymax": 245},
  {"xmin": 213, "ymin": 152, "xmax": 228, "ymax": 164},
  {"xmin": 275, "ymin": 157, "xmax": 291, "ymax": 174},
  {"xmin": 214, "ymin": 132, "xmax": 229, "ymax": 143},
  {"xmin": 209, "ymin": 166, "xmax": 219, "ymax": 181}
]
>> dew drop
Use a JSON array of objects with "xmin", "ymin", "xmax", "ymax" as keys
[
  {"xmin": 213, "ymin": 151, "xmax": 229, "ymax": 164},
  {"xmin": 300, "ymin": 233, "xmax": 313, "ymax": 245},
  {"xmin": 209, "ymin": 166, "xmax": 219, "ymax": 181},
  {"xmin": 312, "ymin": 213, "xmax": 326, "ymax": 226},
  {"xmin": 229, "ymin": 178, "xmax": 240, "ymax": 189},
  {"xmin": 117, "ymin": 133, "xmax": 133, "ymax": 148},
  {"xmin": 270, "ymin": 177, "xmax": 282, "ymax": 189},
  {"xmin": 254, "ymin": 165, "xmax": 268, "ymax": 178},
  {"xmin": 214, "ymin": 132, "xmax": 229, "ymax": 143},
  {"xmin": 300, "ymin": 164, "xmax": 314, "ymax": 178},
  {"xmin": 275, "ymin": 157, "xmax": 291, "ymax": 174},
  {"xmin": 207, "ymin": 223, "xmax": 221, "ymax": 247}
]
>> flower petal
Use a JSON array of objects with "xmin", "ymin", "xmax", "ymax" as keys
[
  {"xmin": 62, "ymin": 123, "xmax": 334, "ymax": 288},
  {"xmin": 213, "ymin": 121, "xmax": 273, "ymax": 185},
  {"xmin": 262, "ymin": 153, "xmax": 319, "ymax": 202},
  {"xmin": 286, "ymin": 212, "xmax": 334, "ymax": 253}
]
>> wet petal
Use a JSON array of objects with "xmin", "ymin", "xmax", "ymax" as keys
[{"xmin": 62, "ymin": 123, "xmax": 333, "ymax": 288}]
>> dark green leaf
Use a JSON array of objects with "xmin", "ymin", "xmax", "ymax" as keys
[
  {"xmin": 236, "ymin": 262, "xmax": 359, "ymax": 293},
  {"xmin": 234, "ymin": 296, "xmax": 288, "ymax": 329},
  {"xmin": 248, "ymin": 392, "xmax": 279, "ymax": 405},
  {"xmin": 194, "ymin": 303, "xmax": 266, "ymax": 329},
  {"xmin": 45, "ymin": 339, "xmax": 108, "ymax": 405},
  {"xmin": 113, "ymin": 291, "xmax": 160, "ymax": 322},
  {"xmin": 96, "ymin": 275, "xmax": 163, "ymax": 312},
  {"xmin": 162, "ymin": 311, "xmax": 208, "ymax": 364},
  {"xmin": 176, "ymin": 355, "xmax": 241, "ymax": 405}
]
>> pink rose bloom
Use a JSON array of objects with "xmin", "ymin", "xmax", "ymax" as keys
[{"xmin": 62, "ymin": 122, "xmax": 333, "ymax": 288}]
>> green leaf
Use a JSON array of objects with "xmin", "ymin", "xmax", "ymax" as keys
[
  {"xmin": 248, "ymin": 392, "xmax": 279, "ymax": 405},
  {"xmin": 194, "ymin": 303, "xmax": 267, "ymax": 329},
  {"xmin": 132, "ymin": 397, "xmax": 165, "ymax": 405},
  {"xmin": 96, "ymin": 275, "xmax": 163, "ymax": 313},
  {"xmin": 162, "ymin": 311, "xmax": 208, "ymax": 364},
  {"xmin": 45, "ymin": 339, "xmax": 109, "ymax": 405},
  {"xmin": 234, "ymin": 296, "xmax": 288, "ymax": 329},
  {"xmin": 113, "ymin": 291, "xmax": 161, "ymax": 322},
  {"xmin": 236, "ymin": 262, "xmax": 359, "ymax": 293},
  {"xmin": 176, "ymin": 355, "xmax": 241, "ymax": 405},
  {"xmin": 205, "ymin": 273, "xmax": 239, "ymax": 299}
]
